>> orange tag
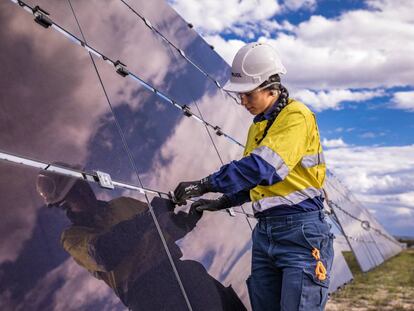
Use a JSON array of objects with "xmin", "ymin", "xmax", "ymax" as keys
[
  {"xmin": 315, "ymin": 261, "xmax": 327, "ymax": 281},
  {"xmin": 312, "ymin": 248, "xmax": 320, "ymax": 260}
]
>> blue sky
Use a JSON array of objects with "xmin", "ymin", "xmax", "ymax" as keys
[{"xmin": 169, "ymin": 0, "xmax": 414, "ymax": 236}]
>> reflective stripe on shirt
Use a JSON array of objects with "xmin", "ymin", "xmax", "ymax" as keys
[
  {"xmin": 252, "ymin": 187, "xmax": 325, "ymax": 213},
  {"xmin": 251, "ymin": 145, "xmax": 289, "ymax": 180},
  {"xmin": 301, "ymin": 152, "xmax": 325, "ymax": 168}
]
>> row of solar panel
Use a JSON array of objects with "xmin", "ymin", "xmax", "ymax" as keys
[
  {"xmin": 0, "ymin": 0, "xmax": 392, "ymax": 310},
  {"xmin": 0, "ymin": 1, "xmax": 256, "ymax": 309},
  {"xmin": 324, "ymin": 173, "xmax": 403, "ymax": 272}
]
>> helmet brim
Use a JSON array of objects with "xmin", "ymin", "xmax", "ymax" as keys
[{"xmin": 222, "ymin": 80, "xmax": 262, "ymax": 93}]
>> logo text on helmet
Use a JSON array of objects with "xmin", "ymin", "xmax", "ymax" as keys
[{"xmin": 232, "ymin": 72, "xmax": 242, "ymax": 78}]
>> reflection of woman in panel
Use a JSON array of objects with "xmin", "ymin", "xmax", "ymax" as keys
[
  {"xmin": 174, "ymin": 42, "xmax": 334, "ymax": 311},
  {"xmin": 36, "ymin": 168, "xmax": 246, "ymax": 310}
]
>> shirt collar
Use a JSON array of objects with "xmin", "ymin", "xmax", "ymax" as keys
[{"xmin": 253, "ymin": 99, "xmax": 279, "ymax": 123}]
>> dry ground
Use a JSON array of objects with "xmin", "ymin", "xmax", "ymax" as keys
[{"xmin": 326, "ymin": 248, "xmax": 414, "ymax": 311}]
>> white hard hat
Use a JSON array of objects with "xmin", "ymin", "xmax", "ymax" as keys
[{"xmin": 223, "ymin": 42, "xmax": 286, "ymax": 93}]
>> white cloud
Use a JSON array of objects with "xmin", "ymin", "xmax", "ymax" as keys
[
  {"xmin": 391, "ymin": 91, "xmax": 414, "ymax": 112},
  {"xmin": 178, "ymin": 0, "xmax": 414, "ymax": 92},
  {"xmin": 294, "ymin": 89, "xmax": 384, "ymax": 111},
  {"xmin": 359, "ymin": 131, "xmax": 386, "ymax": 139},
  {"xmin": 322, "ymin": 138, "xmax": 348, "ymax": 148},
  {"xmin": 283, "ymin": 0, "xmax": 316, "ymax": 11},
  {"xmin": 169, "ymin": 0, "xmax": 281, "ymax": 35},
  {"xmin": 395, "ymin": 207, "xmax": 412, "ymax": 216},
  {"xmin": 324, "ymin": 143, "xmax": 414, "ymax": 235}
]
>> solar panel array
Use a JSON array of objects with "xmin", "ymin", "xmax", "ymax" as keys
[
  {"xmin": 324, "ymin": 171, "xmax": 403, "ymax": 272},
  {"xmin": 0, "ymin": 0, "xmax": 402, "ymax": 310}
]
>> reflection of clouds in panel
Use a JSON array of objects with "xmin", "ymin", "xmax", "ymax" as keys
[
  {"xmin": 0, "ymin": 164, "xmax": 48, "ymax": 263},
  {"xmin": 176, "ymin": 212, "xmax": 251, "ymax": 307},
  {"xmin": 0, "ymin": 2, "xmax": 121, "ymax": 176},
  {"xmin": 198, "ymin": 89, "xmax": 251, "ymax": 145},
  {"xmin": 143, "ymin": 115, "xmax": 222, "ymax": 192},
  {"xmin": 20, "ymin": 259, "xmax": 124, "ymax": 311},
  {"xmin": 194, "ymin": 85, "xmax": 251, "ymax": 164},
  {"xmin": 69, "ymin": 0, "xmax": 186, "ymax": 99}
]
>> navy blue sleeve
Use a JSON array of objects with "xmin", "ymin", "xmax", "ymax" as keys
[
  {"xmin": 208, "ymin": 153, "xmax": 282, "ymax": 194},
  {"xmin": 225, "ymin": 190, "xmax": 251, "ymax": 207}
]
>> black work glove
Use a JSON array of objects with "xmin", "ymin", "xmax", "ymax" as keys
[
  {"xmin": 174, "ymin": 177, "xmax": 212, "ymax": 206},
  {"xmin": 191, "ymin": 195, "xmax": 232, "ymax": 213}
]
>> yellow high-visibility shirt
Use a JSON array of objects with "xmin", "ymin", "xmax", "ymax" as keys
[{"xmin": 243, "ymin": 99, "xmax": 326, "ymax": 213}]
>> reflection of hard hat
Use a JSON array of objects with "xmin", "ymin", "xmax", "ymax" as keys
[
  {"xmin": 223, "ymin": 42, "xmax": 286, "ymax": 93},
  {"xmin": 36, "ymin": 163, "xmax": 81, "ymax": 207}
]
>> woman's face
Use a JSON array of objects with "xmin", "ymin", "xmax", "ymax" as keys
[{"xmin": 239, "ymin": 88, "xmax": 278, "ymax": 115}]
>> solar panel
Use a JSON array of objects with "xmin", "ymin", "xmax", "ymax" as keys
[
  {"xmin": 0, "ymin": 160, "xmax": 194, "ymax": 310},
  {"xmin": 329, "ymin": 238, "xmax": 353, "ymax": 293},
  {"xmin": 0, "ymin": 0, "xmax": 404, "ymax": 310},
  {"xmin": 324, "ymin": 172, "xmax": 403, "ymax": 272},
  {"xmin": 0, "ymin": 0, "xmax": 141, "ymax": 186}
]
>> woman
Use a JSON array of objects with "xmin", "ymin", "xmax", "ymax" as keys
[{"xmin": 174, "ymin": 42, "xmax": 334, "ymax": 311}]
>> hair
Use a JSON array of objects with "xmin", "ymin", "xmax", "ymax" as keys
[{"xmin": 256, "ymin": 74, "xmax": 290, "ymax": 145}]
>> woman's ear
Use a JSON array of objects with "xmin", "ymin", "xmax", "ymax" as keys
[{"xmin": 271, "ymin": 90, "xmax": 280, "ymax": 97}]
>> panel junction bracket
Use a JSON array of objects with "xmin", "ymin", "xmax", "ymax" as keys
[
  {"xmin": 143, "ymin": 17, "xmax": 152, "ymax": 29},
  {"xmin": 114, "ymin": 60, "xmax": 129, "ymax": 77},
  {"xmin": 361, "ymin": 220, "xmax": 371, "ymax": 231},
  {"xmin": 182, "ymin": 105, "xmax": 192, "ymax": 117},
  {"xmin": 214, "ymin": 126, "xmax": 223, "ymax": 136},
  {"xmin": 32, "ymin": 6, "xmax": 53, "ymax": 28},
  {"xmin": 227, "ymin": 208, "xmax": 236, "ymax": 217},
  {"xmin": 95, "ymin": 171, "xmax": 115, "ymax": 189}
]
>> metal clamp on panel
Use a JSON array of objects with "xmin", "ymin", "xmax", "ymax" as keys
[
  {"xmin": 178, "ymin": 49, "xmax": 186, "ymax": 58},
  {"xmin": 214, "ymin": 126, "xmax": 223, "ymax": 136},
  {"xmin": 143, "ymin": 17, "xmax": 152, "ymax": 29},
  {"xmin": 95, "ymin": 171, "xmax": 115, "ymax": 190},
  {"xmin": 182, "ymin": 105, "xmax": 192, "ymax": 117},
  {"xmin": 227, "ymin": 207, "xmax": 236, "ymax": 217},
  {"xmin": 114, "ymin": 60, "xmax": 129, "ymax": 77},
  {"xmin": 361, "ymin": 220, "xmax": 371, "ymax": 231},
  {"xmin": 32, "ymin": 6, "xmax": 53, "ymax": 28}
]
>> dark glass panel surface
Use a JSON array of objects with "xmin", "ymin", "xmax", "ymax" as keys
[
  {"xmin": 69, "ymin": 0, "xmax": 204, "ymax": 116},
  {"xmin": 0, "ymin": 1, "xmax": 138, "ymax": 185},
  {"xmin": 0, "ymin": 161, "xmax": 190, "ymax": 310},
  {"xmin": 91, "ymin": 55, "xmax": 223, "ymax": 194},
  {"xmin": 149, "ymin": 195, "xmax": 253, "ymax": 310},
  {"xmin": 21, "ymin": 0, "xmax": 82, "ymax": 37}
]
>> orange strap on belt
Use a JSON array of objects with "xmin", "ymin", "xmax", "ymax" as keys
[{"xmin": 312, "ymin": 248, "xmax": 327, "ymax": 281}]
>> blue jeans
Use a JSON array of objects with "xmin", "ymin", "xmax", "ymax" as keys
[{"xmin": 247, "ymin": 210, "xmax": 334, "ymax": 311}]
